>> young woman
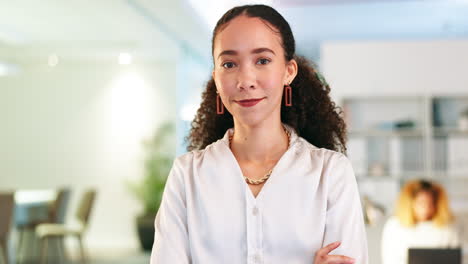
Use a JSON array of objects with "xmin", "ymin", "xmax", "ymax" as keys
[
  {"xmin": 151, "ymin": 5, "xmax": 367, "ymax": 264},
  {"xmin": 381, "ymin": 179, "xmax": 460, "ymax": 264}
]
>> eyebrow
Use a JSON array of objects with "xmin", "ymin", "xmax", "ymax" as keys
[{"xmin": 217, "ymin": 47, "xmax": 276, "ymax": 59}]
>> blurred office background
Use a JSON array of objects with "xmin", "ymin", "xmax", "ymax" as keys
[{"xmin": 1, "ymin": 0, "xmax": 468, "ymax": 263}]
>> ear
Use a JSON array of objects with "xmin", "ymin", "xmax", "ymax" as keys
[
  {"xmin": 212, "ymin": 70, "xmax": 216, "ymax": 81},
  {"xmin": 284, "ymin": 59, "xmax": 298, "ymax": 84}
]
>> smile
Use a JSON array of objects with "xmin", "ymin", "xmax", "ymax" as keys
[{"xmin": 235, "ymin": 98, "xmax": 265, "ymax": 107}]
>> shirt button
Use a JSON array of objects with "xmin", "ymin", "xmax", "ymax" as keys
[{"xmin": 252, "ymin": 207, "xmax": 259, "ymax": 216}]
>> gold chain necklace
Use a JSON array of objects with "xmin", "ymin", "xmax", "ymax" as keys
[{"xmin": 229, "ymin": 127, "xmax": 291, "ymax": 185}]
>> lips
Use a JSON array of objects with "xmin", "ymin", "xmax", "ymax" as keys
[{"xmin": 235, "ymin": 98, "xmax": 264, "ymax": 107}]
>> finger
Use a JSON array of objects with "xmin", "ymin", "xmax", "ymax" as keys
[
  {"xmin": 325, "ymin": 255, "xmax": 355, "ymax": 264},
  {"xmin": 317, "ymin": 241, "xmax": 341, "ymax": 256}
]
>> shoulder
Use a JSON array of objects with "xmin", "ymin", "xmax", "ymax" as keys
[
  {"xmin": 296, "ymin": 137, "xmax": 352, "ymax": 178},
  {"xmin": 296, "ymin": 137, "xmax": 353, "ymax": 183},
  {"xmin": 295, "ymin": 138, "xmax": 357, "ymax": 196},
  {"xmin": 382, "ymin": 217, "xmax": 407, "ymax": 239},
  {"xmin": 173, "ymin": 138, "xmax": 227, "ymax": 169},
  {"xmin": 440, "ymin": 222, "xmax": 459, "ymax": 235},
  {"xmin": 384, "ymin": 216, "xmax": 403, "ymax": 230},
  {"xmin": 296, "ymin": 136, "xmax": 348, "ymax": 164}
]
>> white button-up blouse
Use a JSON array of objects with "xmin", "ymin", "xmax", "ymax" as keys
[{"xmin": 151, "ymin": 125, "xmax": 368, "ymax": 264}]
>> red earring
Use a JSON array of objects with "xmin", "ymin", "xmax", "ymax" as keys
[
  {"xmin": 216, "ymin": 94, "xmax": 224, "ymax": 114},
  {"xmin": 284, "ymin": 84, "xmax": 292, "ymax": 106}
]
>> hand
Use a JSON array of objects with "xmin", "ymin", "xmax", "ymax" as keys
[{"xmin": 313, "ymin": 241, "xmax": 355, "ymax": 264}]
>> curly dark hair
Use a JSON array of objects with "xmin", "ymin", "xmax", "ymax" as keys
[{"xmin": 186, "ymin": 4, "xmax": 347, "ymax": 153}]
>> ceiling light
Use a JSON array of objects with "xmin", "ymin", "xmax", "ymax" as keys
[
  {"xmin": 48, "ymin": 54, "xmax": 59, "ymax": 67},
  {"xmin": 119, "ymin": 53, "xmax": 132, "ymax": 65}
]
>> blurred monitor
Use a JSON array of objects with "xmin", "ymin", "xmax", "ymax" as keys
[{"xmin": 408, "ymin": 248, "xmax": 461, "ymax": 264}]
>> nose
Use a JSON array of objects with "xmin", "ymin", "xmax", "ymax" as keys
[{"xmin": 236, "ymin": 64, "xmax": 256, "ymax": 90}]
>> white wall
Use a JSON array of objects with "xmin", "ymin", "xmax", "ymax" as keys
[
  {"xmin": 0, "ymin": 59, "xmax": 176, "ymax": 252},
  {"xmin": 322, "ymin": 40, "xmax": 468, "ymax": 102}
]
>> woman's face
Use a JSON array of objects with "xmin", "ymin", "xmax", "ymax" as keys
[
  {"xmin": 413, "ymin": 190, "xmax": 436, "ymax": 222},
  {"xmin": 212, "ymin": 15, "xmax": 297, "ymax": 127}
]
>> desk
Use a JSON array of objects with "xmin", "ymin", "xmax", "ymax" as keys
[{"xmin": 15, "ymin": 190, "xmax": 55, "ymax": 226}]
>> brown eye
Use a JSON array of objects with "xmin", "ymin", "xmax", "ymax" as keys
[
  {"xmin": 222, "ymin": 62, "xmax": 235, "ymax": 69},
  {"xmin": 257, "ymin": 58, "xmax": 271, "ymax": 65}
]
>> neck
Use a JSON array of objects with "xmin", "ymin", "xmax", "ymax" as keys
[{"xmin": 230, "ymin": 119, "xmax": 289, "ymax": 164}]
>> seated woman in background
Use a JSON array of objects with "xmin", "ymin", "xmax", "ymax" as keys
[{"xmin": 381, "ymin": 179, "xmax": 460, "ymax": 264}]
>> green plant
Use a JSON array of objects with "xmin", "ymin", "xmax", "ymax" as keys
[{"xmin": 128, "ymin": 121, "xmax": 176, "ymax": 216}]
